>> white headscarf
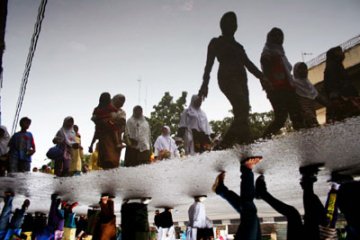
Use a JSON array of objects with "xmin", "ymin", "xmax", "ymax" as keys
[
  {"xmin": 293, "ymin": 62, "xmax": 318, "ymax": 100},
  {"xmin": 125, "ymin": 114, "xmax": 151, "ymax": 152},
  {"xmin": 55, "ymin": 117, "xmax": 76, "ymax": 146},
  {"xmin": 0, "ymin": 125, "xmax": 10, "ymax": 156},
  {"xmin": 179, "ymin": 95, "xmax": 212, "ymax": 135},
  {"xmin": 154, "ymin": 126, "xmax": 179, "ymax": 158},
  {"xmin": 261, "ymin": 42, "xmax": 295, "ymax": 86}
]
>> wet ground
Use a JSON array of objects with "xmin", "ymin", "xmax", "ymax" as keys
[{"xmin": 1, "ymin": 117, "xmax": 360, "ymax": 223}]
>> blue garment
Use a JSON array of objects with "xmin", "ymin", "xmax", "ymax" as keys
[
  {"xmin": 64, "ymin": 213, "xmax": 76, "ymax": 228},
  {"xmin": 0, "ymin": 196, "xmax": 13, "ymax": 239},
  {"xmin": 216, "ymin": 166, "xmax": 261, "ymax": 240},
  {"xmin": 8, "ymin": 131, "xmax": 35, "ymax": 172},
  {"xmin": 8, "ymin": 131, "xmax": 35, "ymax": 162}
]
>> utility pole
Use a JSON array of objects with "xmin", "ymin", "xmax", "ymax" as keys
[{"xmin": 137, "ymin": 77, "xmax": 142, "ymax": 105}]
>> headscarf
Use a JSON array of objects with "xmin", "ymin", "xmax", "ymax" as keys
[
  {"xmin": 293, "ymin": 62, "xmax": 318, "ymax": 99},
  {"xmin": 55, "ymin": 117, "xmax": 76, "ymax": 146},
  {"xmin": 111, "ymin": 94, "xmax": 126, "ymax": 121},
  {"xmin": 179, "ymin": 95, "xmax": 212, "ymax": 135},
  {"xmin": 154, "ymin": 126, "xmax": 179, "ymax": 158},
  {"xmin": 0, "ymin": 125, "xmax": 10, "ymax": 155},
  {"xmin": 125, "ymin": 113, "xmax": 151, "ymax": 152},
  {"xmin": 261, "ymin": 28, "xmax": 294, "ymax": 86}
]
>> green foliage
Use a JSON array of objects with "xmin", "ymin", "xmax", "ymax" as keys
[
  {"xmin": 210, "ymin": 110, "xmax": 275, "ymax": 140},
  {"xmin": 148, "ymin": 91, "xmax": 187, "ymax": 143}
]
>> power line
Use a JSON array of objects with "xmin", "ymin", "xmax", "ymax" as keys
[{"xmin": 11, "ymin": 0, "xmax": 48, "ymax": 134}]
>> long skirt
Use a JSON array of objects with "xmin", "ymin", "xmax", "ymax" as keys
[{"xmin": 98, "ymin": 131, "xmax": 120, "ymax": 169}]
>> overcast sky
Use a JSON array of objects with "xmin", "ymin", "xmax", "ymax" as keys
[{"xmin": 1, "ymin": 0, "xmax": 360, "ymax": 167}]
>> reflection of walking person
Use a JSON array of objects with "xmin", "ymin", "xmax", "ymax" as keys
[
  {"xmin": 212, "ymin": 156, "xmax": 263, "ymax": 239},
  {"xmin": 261, "ymin": 28, "xmax": 304, "ymax": 138},
  {"xmin": 199, "ymin": 12, "xmax": 264, "ymax": 148}
]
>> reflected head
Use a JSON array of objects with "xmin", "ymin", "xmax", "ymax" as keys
[
  {"xmin": 294, "ymin": 62, "xmax": 308, "ymax": 79},
  {"xmin": 133, "ymin": 105, "xmax": 143, "ymax": 119},
  {"xmin": 63, "ymin": 116, "xmax": 74, "ymax": 129},
  {"xmin": 326, "ymin": 46, "xmax": 344, "ymax": 63},
  {"xmin": 99, "ymin": 92, "xmax": 111, "ymax": 108},
  {"xmin": 112, "ymin": 94, "xmax": 126, "ymax": 109},
  {"xmin": 19, "ymin": 117, "xmax": 32, "ymax": 129},
  {"xmin": 220, "ymin": 12, "xmax": 237, "ymax": 36},
  {"xmin": 267, "ymin": 27, "xmax": 284, "ymax": 45}
]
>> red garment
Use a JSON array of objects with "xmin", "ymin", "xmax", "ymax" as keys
[
  {"xmin": 93, "ymin": 104, "xmax": 119, "ymax": 132},
  {"xmin": 267, "ymin": 55, "xmax": 294, "ymax": 91}
]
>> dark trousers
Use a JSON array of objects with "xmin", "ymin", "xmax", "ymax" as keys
[
  {"xmin": 261, "ymin": 192, "xmax": 304, "ymax": 240},
  {"xmin": 218, "ymin": 78, "xmax": 251, "ymax": 145},
  {"xmin": 216, "ymin": 166, "xmax": 261, "ymax": 240},
  {"xmin": 264, "ymin": 90, "xmax": 303, "ymax": 137},
  {"xmin": 302, "ymin": 181, "xmax": 327, "ymax": 239},
  {"xmin": 121, "ymin": 202, "xmax": 149, "ymax": 240},
  {"xmin": 124, "ymin": 148, "xmax": 150, "ymax": 167},
  {"xmin": 337, "ymin": 181, "xmax": 360, "ymax": 240}
]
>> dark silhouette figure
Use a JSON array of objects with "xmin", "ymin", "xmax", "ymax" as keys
[
  {"xmin": 199, "ymin": 12, "xmax": 264, "ymax": 147},
  {"xmin": 256, "ymin": 164, "xmax": 339, "ymax": 239},
  {"xmin": 324, "ymin": 46, "xmax": 360, "ymax": 123},
  {"xmin": 121, "ymin": 200, "xmax": 150, "ymax": 240},
  {"xmin": 212, "ymin": 157, "xmax": 263, "ymax": 240},
  {"xmin": 255, "ymin": 175, "xmax": 304, "ymax": 240},
  {"xmin": 336, "ymin": 177, "xmax": 360, "ymax": 239},
  {"xmin": 261, "ymin": 28, "xmax": 303, "ymax": 138}
]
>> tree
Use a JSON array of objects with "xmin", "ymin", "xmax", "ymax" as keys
[
  {"xmin": 148, "ymin": 91, "xmax": 187, "ymax": 143},
  {"xmin": 210, "ymin": 110, "xmax": 276, "ymax": 141}
]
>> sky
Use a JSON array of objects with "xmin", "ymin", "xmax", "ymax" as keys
[{"xmin": 1, "ymin": 0, "xmax": 360, "ymax": 167}]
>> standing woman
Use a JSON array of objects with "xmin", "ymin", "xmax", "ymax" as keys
[
  {"xmin": 178, "ymin": 95, "xmax": 212, "ymax": 155},
  {"xmin": 199, "ymin": 11, "xmax": 264, "ymax": 148},
  {"xmin": 91, "ymin": 92, "xmax": 121, "ymax": 170},
  {"xmin": 324, "ymin": 46, "xmax": 360, "ymax": 123},
  {"xmin": 293, "ymin": 62, "xmax": 321, "ymax": 128},
  {"xmin": 260, "ymin": 28, "xmax": 303, "ymax": 138},
  {"xmin": 53, "ymin": 117, "xmax": 78, "ymax": 177}
]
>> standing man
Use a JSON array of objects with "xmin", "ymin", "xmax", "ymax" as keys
[
  {"xmin": 187, "ymin": 195, "xmax": 214, "ymax": 240},
  {"xmin": 158, "ymin": 208, "xmax": 175, "ymax": 240}
]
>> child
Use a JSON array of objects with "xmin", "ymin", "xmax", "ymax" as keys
[{"xmin": 8, "ymin": 117, "xmax": 36, "ymax": 173}]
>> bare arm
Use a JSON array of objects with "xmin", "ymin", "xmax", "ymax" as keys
[
  {"xmin": 243, "ymin": 49, "xmax": 263, "ymax": 80},
  {"xmin": 199, "ymin": 39, "xmax": 217, "ymax": 98}
]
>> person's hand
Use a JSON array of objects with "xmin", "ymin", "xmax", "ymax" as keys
[
  {"xmin": 27, "ymin": 148, "xmax": 35, "ymax": 156},
  {"xmin": 198, "ymin": 83, "xmax": 208, "ymax": 98},
  {"xmin": 260, "ymin": 76, "xmax": 272, "ymax": 91}
]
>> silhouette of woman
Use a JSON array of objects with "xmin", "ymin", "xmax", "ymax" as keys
[{"xmin": 199, "ymin": 12, "xmax": 264, "ymax": 148}]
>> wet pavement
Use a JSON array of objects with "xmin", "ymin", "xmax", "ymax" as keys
[{"xmin": 1, "ymin": 117, "xmax": 360, "ymax": 222}]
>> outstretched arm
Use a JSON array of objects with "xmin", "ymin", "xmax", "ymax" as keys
[
  {"xmin": 243, "ymin": 49, "xmax": 263, "ymax": 80},
  {"xmin": 199, "ymin": 39, "xmax": 216, "ymax": 98}
]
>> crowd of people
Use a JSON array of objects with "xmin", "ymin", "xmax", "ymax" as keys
[
  {"xmin": 0, "ymin": 10, "xmax": 359, "ymax": 240},
  {"xmin": 1, "ymin": 10, "xmax": 359, "ymax": 175}
]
